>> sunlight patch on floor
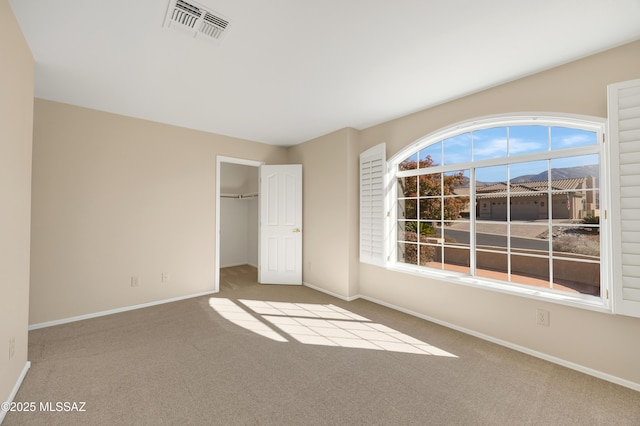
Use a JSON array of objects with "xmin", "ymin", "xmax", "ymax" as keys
[
  {"xmin": 208, "ymin": 298, "xmax": 288, "ymax": 342},
  {"xmin": 209, "ymin": 298, "xmax": 456, "ymax": 357}
]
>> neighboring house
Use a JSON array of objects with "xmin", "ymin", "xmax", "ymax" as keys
[{"xmin": 457, "ymin": 176, "xmax": 598, "ymax": 221}]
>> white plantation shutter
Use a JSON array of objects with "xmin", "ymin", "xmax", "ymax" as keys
[
  {"xmin": 609, "ymin": 79, "xmax": 640, "ymax": 317},
  {"xmin": 360, "ymin": 143, "xmax": 386, "ymax": 266}
]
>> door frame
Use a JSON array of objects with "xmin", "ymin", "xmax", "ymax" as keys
[{"xmin": 215, "ymin": 156, "xmax": 264, "ymax": 293}]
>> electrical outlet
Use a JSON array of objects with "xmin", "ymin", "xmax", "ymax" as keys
[
  {"xmin": 536, "ymin": 309, "xmax": 550, "ymax": 326},
  {"xmin": 161, "ymin": 272, "xmax": 170, "ymax": 283},
  {"xmin": 131, "ymin": 276, "xmax": 139, "ymax": 287}
]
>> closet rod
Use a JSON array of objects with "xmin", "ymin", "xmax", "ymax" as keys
[{"xmin": 220, "ymin": 192, "xmax": 259, "ymax": 199}]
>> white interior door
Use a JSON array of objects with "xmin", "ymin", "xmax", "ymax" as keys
[{"xmin": 259, "ymin": 164, "xmax": 302, "ymax": 284}]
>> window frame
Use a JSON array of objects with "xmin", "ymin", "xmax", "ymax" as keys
[{"xmin": 386, "ymin": 113, "xmax": 611, "ymax": 312}]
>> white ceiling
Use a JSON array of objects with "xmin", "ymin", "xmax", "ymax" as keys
[{"xmin": 9, "ymin": 0, "xmax": 640, "ymax": 146}]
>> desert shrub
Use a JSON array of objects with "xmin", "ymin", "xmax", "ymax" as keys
[
  {"xmin": 552, "ymin": 233, "xmax": 599, "ymax": 256},
  {"xmin": 580, "ymin": 216, "xmax": 600, "ymax": 234},
  {"xmin": 400, "ymin": 231, "xmax": 436, "ymax": 265},
  {"xmin": 404, "ymin": 221, "xmax": 435, "ymax": 236},
  {"xmin": 582, "ymin": 216, "xmax": 599, "ymax": 225}
]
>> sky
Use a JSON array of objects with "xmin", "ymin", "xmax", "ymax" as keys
[{"xmin": 403, "ymin": 125, "xmax": 599, "ymax": 183}]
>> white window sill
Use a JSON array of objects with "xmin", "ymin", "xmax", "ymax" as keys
[{"xmin": 386, "ymin": 263, "xmax": 612, "ymax": 314}]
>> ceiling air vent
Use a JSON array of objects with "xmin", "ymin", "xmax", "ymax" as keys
[{"xmin": 164, "ymin": 0, "xmax": 231, "ymax": 43}]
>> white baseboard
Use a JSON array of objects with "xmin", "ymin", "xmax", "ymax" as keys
[
  {"xmin": 220, "ymin": 263, "xmax": 258, "ymax": 269},
  {"xmin": 357, "ymin": 294, "xmax": 640, "ymax": 393},
  {"xmin": 0, "ymin": 361, "xmax": 30, "ymax": 425},
  {"xmin": 302, "ymin": 281, "xmax": 360, "ymax": 302},
  {"xmin": 28, "ymin": 291, "xmax": 217, "ymax": 330},
  {"xmin": 220, "ymin": 262, "xmax": 251, "ymax": 268}
]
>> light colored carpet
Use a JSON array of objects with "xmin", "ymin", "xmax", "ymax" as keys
[{"xmin": 4, "ymin": 265, "xmax": 640, "ymax": 425}]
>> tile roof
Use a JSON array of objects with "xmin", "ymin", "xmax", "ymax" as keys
[{"xmin": 454, "ymin": 177, "xmax": 591, "ymax": 197}]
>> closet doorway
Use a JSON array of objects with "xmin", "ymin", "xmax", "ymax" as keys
[{"xmin": 215, "ymin": 156, "xmax": 263, "ymax": 292}]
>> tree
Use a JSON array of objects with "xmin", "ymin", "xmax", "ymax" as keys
[{"xmin": 398, "ymin": 155, "xmax": 468, "ymax": 225}]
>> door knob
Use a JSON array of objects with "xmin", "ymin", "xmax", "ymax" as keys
[{"xmin": 292, "ymin": 228, "xmax": 301, "ymax": 233}]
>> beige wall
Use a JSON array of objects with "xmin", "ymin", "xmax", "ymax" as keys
[
  {"xmin": 361, "ymin": 41, "xmax": 640, "ymax": 155},
  {"xmin": 30, "ymin": 100, "xmax": 287, "ymax": 324},
  {"xmin": 0, "ymin": 0, "xmax": 33, "ymax": 408},
  {"xmin": 357, "ymin": 40, "xmax": 640, "ymax": 386},
  {"xmin": 288, "ymin": 128, "xmax": 360, "ymax": 298}
]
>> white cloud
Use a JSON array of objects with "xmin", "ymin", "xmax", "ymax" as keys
[
  {"xmin": 556, "ymin": 134, "xmax": 592, "ymax": 147},
  {"xmin": 508, "ymin": 137, "xmax": 546, "ymax": 154},
  {"xmin": 473, "ymin": 137, "xmax": 507, "ymax": 158}
]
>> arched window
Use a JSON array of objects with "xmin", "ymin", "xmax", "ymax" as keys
[{"xmin": 389, "ymin": 114, "xmax": 605, "ymax": 301}]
